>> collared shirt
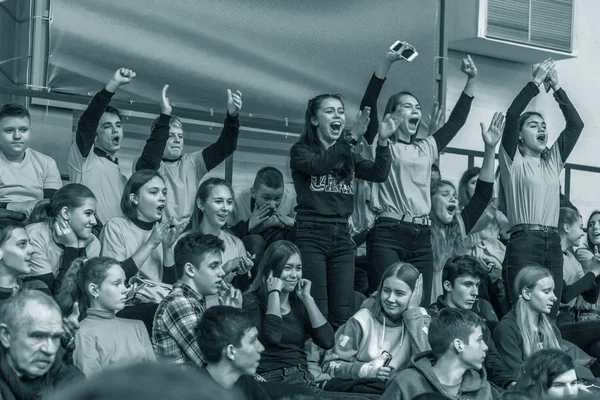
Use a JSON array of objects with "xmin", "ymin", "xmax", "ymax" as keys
[
  {"xmin": 152, "ymin": 283, "xmax": 206, "ymax": 367},
  {"xmin": 93, "ymin": 147, "xmax": 119, "ymax": 164}
]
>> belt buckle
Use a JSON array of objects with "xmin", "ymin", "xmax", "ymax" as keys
[
  {"xmin": 542, "ymin": 226, "xmax": 549, "ymax": 233},
  {"xmin": 412, "ymin": 216, "xmax": 428, "ymax": 225}
]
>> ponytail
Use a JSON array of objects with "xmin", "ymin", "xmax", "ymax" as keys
[
  {"xmin": 26, "ymin": 183, "xmax": 96, "ymax": 225},
  {"xmin": 55, "ymin": 256, "xmax": 119, "ymax": 319},
  {"xmin": 55, "ymin": 257, "xmax": 88, "ymax": 319}
]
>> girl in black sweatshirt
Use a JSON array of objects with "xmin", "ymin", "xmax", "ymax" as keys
[{"xmin": 289, "ymin": 95, "xmax": 393, "ymax": 329}]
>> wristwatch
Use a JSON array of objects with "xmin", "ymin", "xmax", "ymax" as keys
[{"xmin": 342, "ymin": 131, "xmax": 358, "ymax": 146}]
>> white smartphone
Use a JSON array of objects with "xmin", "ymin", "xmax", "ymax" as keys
[{"xmin": 390, "ymin": 40, "xmax": 418, "ymax": 62}]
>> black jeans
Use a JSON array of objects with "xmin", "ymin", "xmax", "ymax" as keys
[
  {"xmin": 558, "ymin": 310, "xmax": 600, "ymax": 356},
  {"xmin": 502, "ymin": 229, "xmax": 563, "ymax": 319},
  {"xmin": 366, "ymin": 218, "xmax": 433, "ymax": 306},
  {"xmin": 292, "ymin": 220, "xmax": 355, "ymax": 330}
]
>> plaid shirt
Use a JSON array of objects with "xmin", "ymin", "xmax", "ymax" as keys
[{"xmin": 152, "ymin": 283, "xmax": 206, "ymax": 367}]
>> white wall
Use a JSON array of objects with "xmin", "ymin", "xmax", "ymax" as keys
[{"xmin": 442, "ymin": 0, "xmax": 600, "ymax": 223}]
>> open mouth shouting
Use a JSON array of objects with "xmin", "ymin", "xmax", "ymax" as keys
[
  {"xmin": 408, "ymin": 116, "xmax": 420, "ymax": 131},
  {"xmin": 536, "ymin": 133, "xmax": 547, "ymax": 145},
  {"xmin": 330, "ymin": 121, "xmax": 343, "ymax": 135},
  {"xmin": 446, "ymin": 204, "xmax": 457, "ymax": 217}
]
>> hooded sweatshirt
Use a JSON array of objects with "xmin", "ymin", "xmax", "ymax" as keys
[
  {"xmin": 381, "ymin": 351, "xmax": 494, "ymax": 400},
  {"xmin": 322, "ymin": 297, "xmax": 430, "ymax": 380}
]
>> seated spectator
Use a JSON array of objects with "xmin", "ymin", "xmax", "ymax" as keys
[
  {"xmin": 100, "ymin": 169, "xmax": 183, "ymax": 284},
  {"xmin": 25, "ymin": 184, "xmax": 100, "ymax": 293},
  {"xmin": 322, "ymin": 262, "xmax": 429, "ymax": 395},
  {"xmin": 514, "ymin": 349, "xmax": 580, "ymax": 399},
  {"xmin": 196, "ymin": 305, "xmax": 270, "ymax": 400},
  {"xmin": 230, "ymin": 167, "xmax": 296, "ymax": 247},
  {"xmin": 185, "ymin": 178, "xmax": 254, "ymax": 294},
  {"xmin": 381, "ymin": 308, "xmax": 493, "ymax": 400},
  {"xmin": 557, "ymin": 207, "xmax": 600, "ymax": 354},
  {"xmin": 135, "ymin": 85, "xmax": 242, "ymax": 226},
  {"xmin": 152, "ymin": 232, "xmax": 241, "ymax": 367},
  {"xmin": 427, "ymin": 255, "xmax": 516, "ymax": 390},
  {"xmin": 49, "ymin": 362, "xmax": 239, "ymax": 400},
  {"xmin": 493, "ymin": 266, "xmax": 561, "ymax": 372},
  {"xmin": 243, "ymin": 240, "xmax": 334, "ymax": 392},
  {"xmin": 68, "ymin": 68, "xmax": 135, "ymax": 226},
  {"xmin": 55, "ymin": 257, "xmax": 155, "ymax": 377},
  {"xmin": 0, "ymin": 104, "xmax": 62, "ymax": 220},
  {"xmin": 0, "ymin": 220, "xmax": 46, "ymax": 300},
  {"xmin": 0, "ymin": 290, "xmax": 82, "ymax": 399}
]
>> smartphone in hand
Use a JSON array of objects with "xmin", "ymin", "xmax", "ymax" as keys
[{"xmin": 390, "ymin": 40, "xmax": 418, "ymax": 62}]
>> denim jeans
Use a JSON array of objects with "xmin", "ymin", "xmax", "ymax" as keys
[
  {"xmin": 292, "ymin": 220, "xmax": 355, "ymax": 330},
  {"xmin": 502, "ymin": 229, "xmax": 563, "ymax": 319},
  {"xmin": 261, "ymin": 365, "xmax": 377, "ymax": 400},
  {"xmin": 366, "ymin": 218, "xmax": 433, "ymax": 306}
]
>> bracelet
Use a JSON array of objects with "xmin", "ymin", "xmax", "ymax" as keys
[{"xmin": 268, "ymin": 289, "xmax": 281, "ymax": 296}]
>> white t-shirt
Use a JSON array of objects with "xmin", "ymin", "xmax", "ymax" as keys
[{"xmin": 0, "ymin": 149, "xmax": 62, "ymax": 202}]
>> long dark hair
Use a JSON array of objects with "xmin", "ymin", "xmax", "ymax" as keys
[
  {"xmin": 300, "ymin": 94, "xmax": 353, "ymax": 184},
  {"xmin": 187, "ymin": 178, "xmax": 234, "ymax": 233},
  {"xmin": 245, "ymin": 240, "xmax": 301, "ymax": 306},
  {"xmin": 586, "ymin": 210, "xmax": 600, "ymax": 251},
  {"xmin": 120, "ymin": 170, "xmax": 165, "ymax": 221},
  {"xmin": 27, "ymin": 183, "xmax": 96, "ymax": 225},
  {"xmin": 514, "ymin": 349, "xmax": 575, "ymax": 398},
  {"xmin": 383, "ymin": 91, "xmax": 421, "ymax": 143},
  {"xmin": 458, "ymin": 167, "xmax": 480, "ymax": 209},
  {"xmin": 55, "ymin": 256, "xmax": 122, "ymax": 319}
]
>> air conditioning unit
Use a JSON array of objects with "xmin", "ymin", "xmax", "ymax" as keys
[{"xmin": 446, "ymin": 0, "xmax": 576, "ymax": 63}]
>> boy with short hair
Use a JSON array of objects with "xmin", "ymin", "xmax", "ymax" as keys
[
  {"xmin": 0, "ymin": 104, "xmax": 62, "ymax": 218},
  {"xmin": 196, "ymin": 305, "xmax": 269, "ymax": 400},
  {"xmin": 67, "ymin": 68, "xmax": 135, "ymax": 226},
  {"xmin": 230, "ymin": 166, "xmax": 296, "ymax": 245},
  {"xmin": 152, "ymin": 232, "xmax": 241, "ymax": 367},
  {"xmin": 135, "ymin": 85, "xmax": 242, "ymax": 226},
  {"xmin": 427, "ymin": 255, "xmax": 515, "ymax": 390},
  {"xmin": 381, "ymin": 308, "xmax": 494, "ymax": 400}
]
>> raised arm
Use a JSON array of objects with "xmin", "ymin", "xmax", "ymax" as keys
[
  {"xmin": 432, "ymin": 55, "xmax": 477, "ymax": 152},
  {"xmin": 202, "ymin": 89, "xmax": 242, "ymax": 172},
  {"xmin": 136, "ymin": 85, "xmax": 172, "ymax": 171},
  {"xmin": 461, "ymin": 113, "xmax": 504, "ymax": 233},
  {"xmin": 501, "ymin": 59, "xmax": 554, "ymax": 160},
  {"xmin": 547, "ymin": 69, "xmax": 585, "ymax": 162},
  {"xmin": 76, "ymin": 69, "xmax": 135, "ymax": 157},
  {"xmin": 354, "ymin": 112, "xmax": 393, "ymax": 182},
  {"xmin": 297, "ymin": 279, "xmax": 334, "ymax": 350},
  {"xmin": 361, "ymin": 46, "xmax": 408, "ymax": 144}
]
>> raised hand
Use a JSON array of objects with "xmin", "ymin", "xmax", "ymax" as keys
[
  {"xmin": 106, "ymin": 68, "xmax": 136, "ymax": 92},
  {"xmin": 425, "ymin": 102, "xmax": 445, "ymax": 136},
  {"xmin": 218, "ymin": 281, "xmax": 243, "ymax": 308},
  {"xmin": 62, "ymin": 301, "xmax": 80, "ymax": 342},
  {"xmin": 148, "ymin": 218, "xmax": 171, "ymax": 247},
  {"xmin": 378, "ymin": 113, "xmax": 398, "ymax": 140},
  {"xmin": 53, "ymin": 216, "xmax": 79, "ymax": 248},
  {"xmin": 227, "ymin": 89, "xmax": 243, "ymax": 117},
  {"xmin": 406, "ymin": 274, "xmax": 423, "ymax": 310},
  {"xmin": 532, "ymin": 58, "xmax": 555, "ymax": 85},
  {"xmin": 350, "ymin": 107, "xmax": 371, "ymax": 140},
  {"xmin": 160, "ymin": 85, "xmax": 172, "ymax": 116},
  {"xmin": 547, "ymin": 68, "xmax": 559, "ymax": 90},
  {"xmin": 385, "ymin": 42, "xmax": 411, "ymax": 63},
  {"xmin": 162, "ymin": 222, "xmax": 187, "ymax": 249},
  {"xmin": 236, "ymin": 253, "xmax": 254, "ymax": 276},
  {"xmin": 461, "ymin": 55, "xmax": 477, "ymax": 79},
  {"xmin": 295, "ymin": 278, "xmax": 312, "ymax": 302},
  {"xmin": 480, "ymin": 112, "xmax": 505, "ymax": 148}
]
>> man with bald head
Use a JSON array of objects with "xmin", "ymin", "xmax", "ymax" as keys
[{"xmin": 0, "ymin": 290, "xmax": 81, "ymax": 399}]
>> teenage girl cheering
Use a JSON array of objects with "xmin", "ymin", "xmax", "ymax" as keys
[
  {"xmin": 289, "ymin": 95, "xmax": 394, "ymax": 329},
  {"xmin": 362, "ymin": 45, "xmax": 478, "ymax": 304},
  {"xmin": 498, "ymin": 59, "xmax": 585, "ymax": 318}
]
